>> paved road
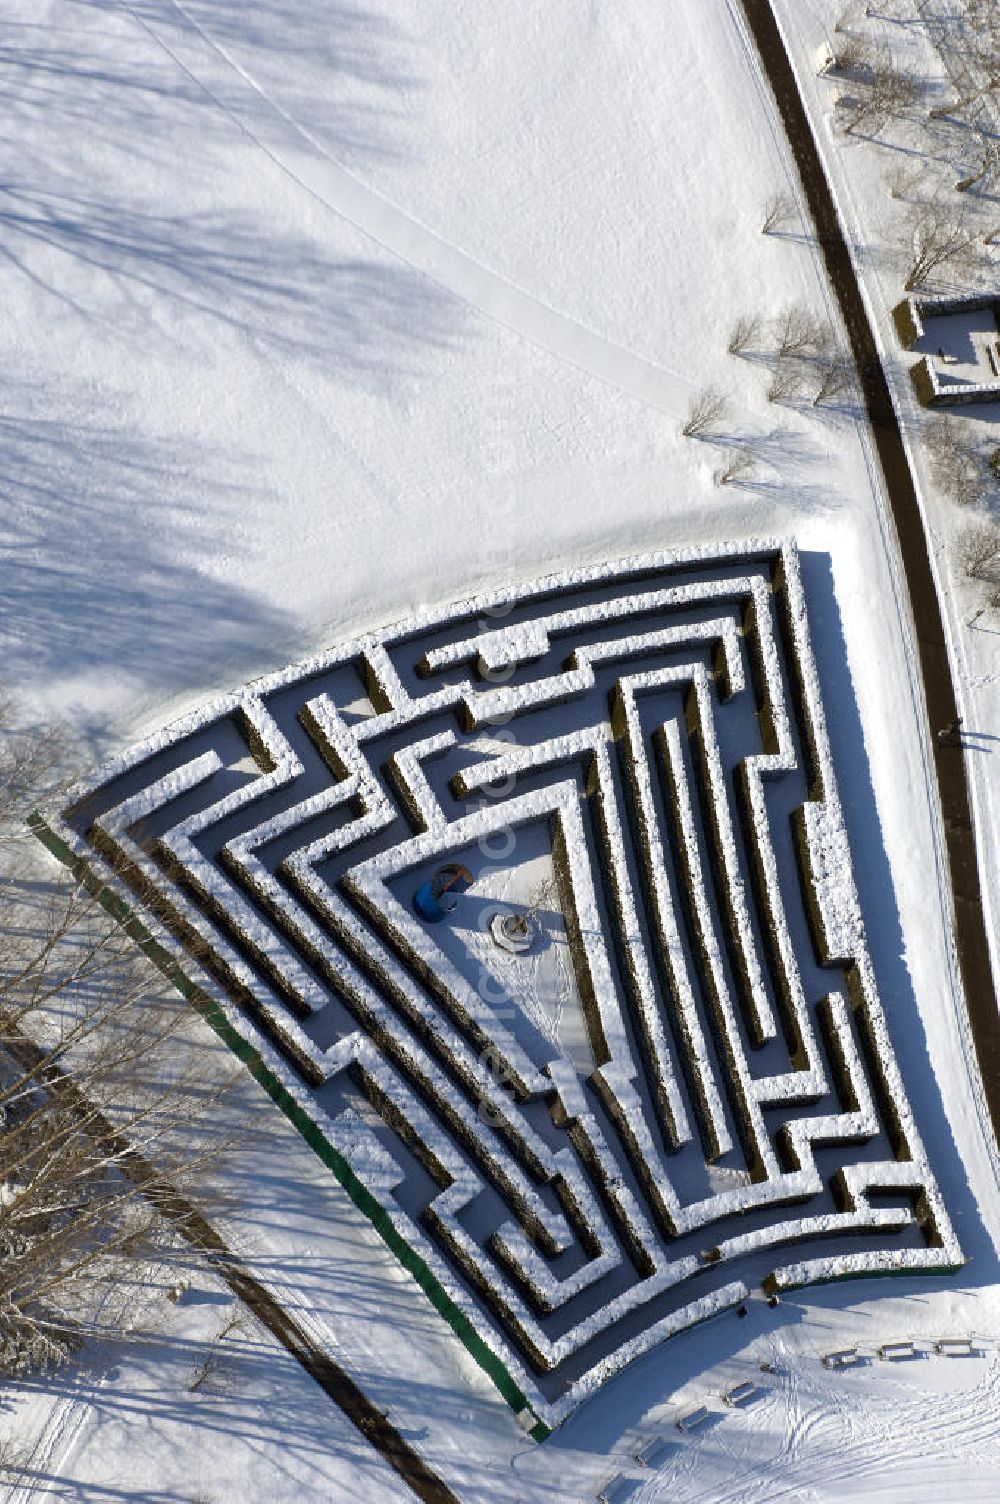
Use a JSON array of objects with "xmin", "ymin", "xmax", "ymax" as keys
[{"xmin": 739, "ymin": 0, "xmax": 1000, "ymax": 1139}]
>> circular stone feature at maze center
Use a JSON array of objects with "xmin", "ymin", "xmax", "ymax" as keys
[
  {"xmin": 393, "ymin": 838, "xmax": 593, "ymax": 1075},
  {"xmin": 490, "ymin": 910, "xmax": 535, "ymax": 953}
]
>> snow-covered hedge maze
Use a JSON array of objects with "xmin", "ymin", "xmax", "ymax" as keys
[{"xmin": 43, "ymin": 541, "xmax": 961, "ymax": 1431}]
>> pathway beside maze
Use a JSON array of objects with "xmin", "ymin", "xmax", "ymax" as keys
[{"xmin": 37, "ymin": 539, "xmax": 964, "ymax": 1438}]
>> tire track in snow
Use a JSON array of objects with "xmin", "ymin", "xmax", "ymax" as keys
[
  {"xmin": 117, "ymin": 0, "xmax": 700, "ymax": 423},
  {"xmin": 637, "ymin": 1352, "xmax": 1000, "ymax": 1504}
]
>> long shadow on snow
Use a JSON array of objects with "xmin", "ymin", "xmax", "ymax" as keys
[
  {"xmin": 5, "ymin": 0, "xmax": 421, "ymax": 169},
  {"xmin": 0, "ymin": 181, "xmax": 462, "ymax": 383},
  {"xmin": 0, "ymin": 390, "xmax": 294, "ymax": 754},
  {"xmin": 8, "ymin": 1328, "xmax": 393, "ymax": 1502}
]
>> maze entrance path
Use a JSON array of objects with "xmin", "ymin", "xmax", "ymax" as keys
[{"xmin": 39, "ymin": 541, "xmax": 961, "ymax": 1434}]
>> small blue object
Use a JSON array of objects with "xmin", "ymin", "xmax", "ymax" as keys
[
  {"xmin": 413, "ymin": 863, "xmax": 473, "ymax": 923},
  {"xmin": 413, "ymin": 881, "xmax": 449, "ymax": 923}
]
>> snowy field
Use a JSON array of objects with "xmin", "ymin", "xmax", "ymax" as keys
[{"xmin": 3, "ymin": 1, "xmax": 1000, "ymax": 1500}]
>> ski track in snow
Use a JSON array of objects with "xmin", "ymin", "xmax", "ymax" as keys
[
  {"xmin": 638, "ymin": 1355, "xmax": 1000, "ymax": 1504},
  {"xmin": 5, "ymin": 1276, "xmax": 150, "ymax": 1504},
  {"xmin": 115, "ymin": 0, "xmax": 706, "ymax": 424},
  {"xmin": 8, "ymin": 1392, "xmax": 85, "ymax": 1504}
]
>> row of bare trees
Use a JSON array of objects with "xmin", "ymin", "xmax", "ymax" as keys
[
  {"xmin": 679, "ymin": 394, "xmax": 762, "ymax": 487},
  {"xmin": 679, "ymin": 298, "xmax": 853, "ymax": 487},
  {"xmin": 0, "ymin": 698, "xmax": 239, "ymax": 1376},
  {"xmin": 764, "ymin": 182, "xmax": 979, "ymax": 290},
  {"xmin": 767, "ymin": 306, "xmax": 853, "ymax": 405},
  {"xmin": 823, "ymin": 5, "xmax": 999, "ymax": 289},
  {"xmin": 827, "ymin": 7, "xmax": 1000, "ymax": 614}
]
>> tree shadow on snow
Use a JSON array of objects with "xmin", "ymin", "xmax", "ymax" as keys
[
  {"xmin": 0, "ymin": 1, "xmax": 465, "ymax": 751},
  {"xmin": 0, "ymin": 180, "xmax": 463, "ymax": 386},
  {"xmin": 7, "ymin": 1326, "xmax": 395, "ymax": 1503},
  {"xmin": 0, "ymin": 388, "xmax": 297, "ymax": 755},
  {"xmin": 3, "ymin": 0, "xmax": 423, "ymax": 170}
]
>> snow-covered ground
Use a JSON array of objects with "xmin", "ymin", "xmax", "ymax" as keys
[
  {"xmin": 773, "ymin": 0, "xmax": 1000, "ymax": 1109},
  {"xmin": 3, "ymin": 0, "xmax": 999, "ymax": 1499}
]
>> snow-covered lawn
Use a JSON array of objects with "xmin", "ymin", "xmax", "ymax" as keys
[{"xmin": 4, "ymin": 0, "xmax": 998, "ymax": 1500}]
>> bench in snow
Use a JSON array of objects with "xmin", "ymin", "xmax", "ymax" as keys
[
  {"xmin": 596, "ymin": 1475, "xmax": 636, "ymax": 1504},
  {"xmin": 634, "ymin": 1436, "xmax": 673, "ymax": 1468},
  {"xmin": 675, "ymin": 1405, "xmax": 713, "ymax": 1432},
  {"xmin": 822, "ymin": 1347, "xmax": 860, "ymax": 1369},
  {"xmin": 878, "ymin": 1340, "xmax": 916, "ymax": 1361},
  {"xmin": 724, "ymin": 1380, "xmax": 761, "ymax": 1407},
  {"xmin": 935, "ymin": 1337, "xmax": 976, "ymax": 1357}
]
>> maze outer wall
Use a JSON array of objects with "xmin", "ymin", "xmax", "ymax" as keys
[{"xmin": 36, "ymin": 540, "xmax": 962, "ymax": 1433}]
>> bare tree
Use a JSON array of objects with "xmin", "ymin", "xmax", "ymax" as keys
[
  {"xmin": 956, "ymin": 141, "xmax": 1000, "ymax": 193},
  {"xmin": 885, "ymin": 161, "xmax": 922, "ymax": 201},
  {"xmin": 764, "ymin": 306, "xmax": 840, "ymax": 404},
  {"xmin": 187, "ymin": 1307, "xmax": 245, "ymax": 1394},
  {"xmin": 928, "ymin": 42, "xmax": 1000, "ymax": 122},
  {"xmin": 727, "ymin": 313, "xmax": 762, "ymax": 356},
  {"xmin": 761, "ymin": 192, "xmax": 796, "ymax": 235},
  {"xmin": 924, "ymin": 415, "xmax": 985, "ymax": 506},
  {"xmin": 681, "ymin": 385, "xmax": 730, "ymax": 438},
  {"xmin": 928, "ymin": 89, "xmax": 985, "ymax": 122},
  {"xmin": 0, "ymin": 700, "xmax": 243, "ymax": 1375},
  {"xmin": 957, "ymin": 518, "xmax": 1000, "ymax": 580},
  {"xmin": 933, "ymin": 94, "xmax": 996, "ymax": 124},
  {"xmin": 767, "ymin": 355, "xmax": 809, "ymax": 404},
  {"xmin": 903, "ymin": 198, "xmax": 980, "ymax": 289},
  {"xmin": 925, "ymin": 414, "xmax": 961, "ymax": 469},
  {"xmin": 813, "ymin": 351, "xmax": 855, "ymax": 405},
  {"xmin": 838, "ymin": 53, "xmax": 917, "ymax": 136},
  {"xmin": 834, "ymin": 4, "xmax": 862, "ymax": 33},
  {"xmin": 0, "ymin": 692, "xmax": 64, "ymax": 845},
  {"xmin": 774, "ymin": 304, "xmax": 827, "ymax": 358},
  {"xmin": 833, "ymin": 34, "xmax": 872, "ymax": 75},
  {"xmin": 969, "ymin": 31, "xmax": 1000, "ymax": 92},
  {"xmin": 715, "ymin": 450, "xmax": 757, "ymax": 486}
]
